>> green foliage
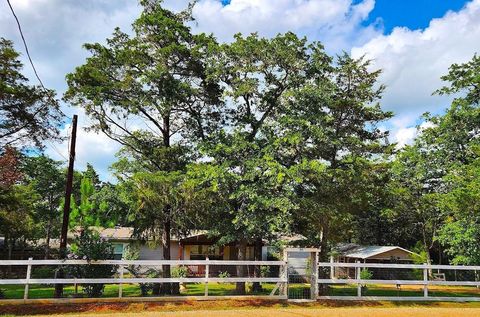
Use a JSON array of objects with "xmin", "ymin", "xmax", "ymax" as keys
[
  {"xmin": 171, "ymin": 266, "xmax": 188, "ymax": 278},
  {"xmin": 218, "ymin": 271, "xmax": 231, "ymax": 279},
  {"xmin": 283, "ymin": 54, "xmax": 393, "ymax": 257},
  {"xmin": 67, "ymin": 230, "xmax": 117, "ymax": 298},
  {"xmin": 0, "ymin": 38, "xmax": 61, "ymax": 149},
  {"xmin": 359, "ymin": 268, "xmax": 373, "ymax": 280},
  {"xmin": 22, "ymin": 155, "xmax": 64, "ymax": 254},
  {"xmin": 0, "ymin": 184, "xmax": 38, "ymax": 249},
  {"xmin": 31, "ymin": 266, "xmax": 56, "ymax": 279},
  {"xmin": 410, "ymin": 241, "xmax": 429, "ymax": 264},
  {"xmin": 123, "ymin": 244, "xmax": 154, "ymax": 296},
  {"xmin": 436, "ymin": 158, "xmax": 480, "ymax": 265},
  {"xmin": 260, "ymin": 266, "xmax": 271, "ymax": 278}
]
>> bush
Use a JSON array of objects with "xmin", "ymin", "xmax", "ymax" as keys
[
  {"xmin": 171, "ymin": 266, "xmax": 188, "ymax": 278},
  {"xmin": 67, "ymin": 230, "xmax": 117, "ymax": 298},
  {"xmin": 359, "ymin": 268, "xmax": 373, "ymax": 295},
  {"xmin": 0, "ymin": 288, "xmax": 5, "ymax": 299},
  {"xmin": 359, "ymin": 268, "xmax": 373, "ymax": 280},
  {"xmin": 31, "ymin": 266, "xmax": 56, "ymax": 279},
  {"xmin": 218, "ymin": 271, "xmax": 231, "ymax": 279},
  {"xmin": 171, "ymin": 266, "xmax": 188, "ymax": 295},
  {"xmin": 260, "ymin": 265, "xmax": 270, "ymax": 278}
]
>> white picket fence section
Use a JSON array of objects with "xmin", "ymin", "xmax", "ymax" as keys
[
  {"xmin": 0, "ymin": 259, "xmax": 288, "ymax": 301},
  {"xmin": 3, "ymin": 258, "xmax": 480, "ymax": 302},
  {"xmin": 317, "ymin": 262, "xmax": 480, "ymax": 301}
]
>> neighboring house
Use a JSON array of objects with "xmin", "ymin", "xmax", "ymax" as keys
[
  {"xmin": 77, "ymin": 227, "xmax": 270, "ymax": 261},
  {"xmin": 331, "ymin": 243, "xmax": 418, "ymax": 279}
]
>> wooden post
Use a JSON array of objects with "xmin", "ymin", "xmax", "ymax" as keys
[
  {"xmin": 204, "ymin": 257, "xmax": 209, "ymax": 297},
  {"xmin": 119, "ymin": 265, "xmax": 124, "ymax": 298},
  {"xmin": 283, "ymin": 250, "xmax": 289, "ymax": 297},
  {"xmin": 329, "ymin": 256, "xmax": 334, "ymax": 279},
  {"xmin": 423, "ymin": 263, "xmax": 428, "ymax": 298},
  {"xmin": 356, "ymin": 260, "xmax": 361, "ymax": 298},
  {"xmin": 310, "ymin": 251, "xmax": 318, "ymax": 300},
  {"xmin": 55, "ymin": 114, "xmax": 78, "ymax": 298},
  {"xmin": 24, "ymin": 257, "xmax": 32, "ymax": 300}
]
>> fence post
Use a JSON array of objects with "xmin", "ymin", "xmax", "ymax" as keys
[
  {"xmin": 204, "ymin": 257, "xmax": 209, "ymax": 297},
  {"xmin": 119, "ymin": 265, "xmax": 124, "ymax": 298},
  {"xmin": 24, "ymin": 257, "xmax": 33, "ymax": 301},
  {"xmin": 423, "ymin": 263, "xmax": 428, "ymax": 298},
  {"xmin": 356, "ymin": 260, "xmax": 361, "ymax": 298},
  {"xmin": 329, "ymin": 256, "xmax": 334, "ymax": 279},
  {"xmin": 311, "ymin": 252, "xmax": 318, "ymax": 300},
  {"xmin": 284, "ymin": 250, "xmax": 289, "ymax": 297}
]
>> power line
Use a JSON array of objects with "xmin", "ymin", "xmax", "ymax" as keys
[
  {"xmin": 6, "ymin": 0, "xmax": 46, "ymax": 90},
  {"xmin": 45, "ymin": 139, "xmax": 68, "ymax": 161},
  {"xmin": 6, "ymin": 0, "xmax": 74, "ymax": 151}
]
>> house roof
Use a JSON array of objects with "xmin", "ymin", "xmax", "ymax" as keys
[
  {"xmin": 68, "ymin": 227, "xmax": 208, "ymax": 242},
  {"xmin": 335, "ymin": 243, "xmax": 415, "ymax": 260}
]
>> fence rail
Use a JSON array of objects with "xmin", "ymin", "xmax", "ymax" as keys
[
  {"xmin": 317, "ymin": 262, "xmax": 480, "ymax": 301},
  {"xmin": 3, "ymin": 259, "xmax": 480, "ymax": 302},
  {"xmin": 0, "ymin": 258, "xmax": 288, "ymax": 301}
]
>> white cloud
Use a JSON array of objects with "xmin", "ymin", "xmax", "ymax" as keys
[
  {"xmin": 352, "ymin": 0, "xmax": 480, "ymax": 131},
  {"xmin": 393, "ymin": 127, "xmax": 417, "ymax": 149},
  {"xmin": 4, "ymin": 0, "xmax": 480, "ymax": 178},
  {"xmin": 1, "ymin": 0, "xmax": 381, "ymax": 180},
  {"xmin": 44, "ymin": 111, "xmax": 121, "ymax": 182},
  {"xmin": 192, "ymin": 0, "xmax": 380, "ymax": 50}
]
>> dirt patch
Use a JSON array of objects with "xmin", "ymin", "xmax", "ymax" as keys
[{"xmin": 1, "ymin": 299, "xmax": 480, "ymax": 316}]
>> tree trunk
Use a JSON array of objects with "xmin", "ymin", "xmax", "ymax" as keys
[
  {"xmin": 7, "ymin": 238, "xmax": 15, "ymax": 276},
  {"xmin": 235, "ymin": 239, "xmax": 247, "ymax": 295},
  {"xmin": 318, "ymin": 229, "xmax": 329, "ymax": 295},
  {"xmin": 252, "ymin": 238, "xmax": 263, "ymax": 292},
  {"xmin": 161, "ymin": 216, "xmax": 172, "ymax": 295},
  {"xmin": 44, "ymin": 221, "xmax": 52, "ymax": 259}
]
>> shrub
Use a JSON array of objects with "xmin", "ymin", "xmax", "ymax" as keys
[
  {"xmin": 123, "ymin": 244, "xmax": 152, "ymax": 296},
  {"xmin": 67, "ymin": 230, "xmax": 117, "ymax": 298},
  {"xmin": 171, "ymin": 266, "xmax": 188, "ymax": 278},
  {"xmin": 359, "ymin": 268, "xmax": 373, "ymax": 295},
  {"xmin": 360, "ymin": 268, "xmax": 373, "ymax": 280},
  {"xmin": 31, "ymin": 266, "xmax": 56, "ymax": 279},
  {"xmin": 218, "ymin": 270, "xmax": 231, "ymax": 283},
  {"xmin": 260, "ymin": 265, "xmax": 270, "ymax": 278},
  {"xmin": 0, "ymin": 288, "xmax": 5, "ymax": 299},
  {"xmin": 171, "ymin": 266, "xmax": 188, "ymax": 295}
]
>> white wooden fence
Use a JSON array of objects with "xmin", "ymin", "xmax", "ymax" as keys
[
  {"xmin": 0, "ymin": 259, "xmax": 288, "ymax": 301},
  {"xmin": 3, "ymin": 259, "xmax": 480, "ymax": 302},
  {"xmin": 317, "ymin": 262, "xmax": 480, "ymax": 301}
]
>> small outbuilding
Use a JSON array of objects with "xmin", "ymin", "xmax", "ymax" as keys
[{"xmin": 331, "ymin": 243, "xmax": 418, "ymax": 279}]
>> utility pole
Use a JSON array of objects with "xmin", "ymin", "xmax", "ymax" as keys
[{"xmin": 54, "ymin": 114, "xmax": 78, "ymax": 298}]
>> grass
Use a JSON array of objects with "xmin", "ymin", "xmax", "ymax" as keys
[
  {"xmin": 1, "ymin": 283, "xmax": 480, "ymax": 300},
  {"xmin": 0, "ymin": 282, "xmax": 276, "ymax": 300},
  {"xmin": 327, "ymin": 284, "xmax": 480, "ymax": 298}
]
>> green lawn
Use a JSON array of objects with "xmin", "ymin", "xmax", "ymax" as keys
[
  {"xmin": 0, "ymin": 282, "xmax": 276, "ymax": 299},
  {"xmin": 1, "ymin": 283, "xmax": 480, "ymax": 300},
  {"xmin": 327, "ymin": 284, "xmax": 480, "ymax": 297}
]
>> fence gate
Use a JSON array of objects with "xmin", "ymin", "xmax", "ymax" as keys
[{"xmin": 284, "ymin": 248, "xmax": 319, "ymax": 301}]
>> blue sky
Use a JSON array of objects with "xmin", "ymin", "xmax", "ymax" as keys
[
  {"xmin": 364, "ymin": 0, "xmax": 470, "ymax": 32},
  {"xmin": 0, "ymin": 0, "xmax": 479, "ymax": 181}
]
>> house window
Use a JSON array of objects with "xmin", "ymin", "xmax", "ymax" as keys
[
  {"xmin": 190, "ymin": 245, "xmax": 223, "ymax": 260},
  {"xmin": 112, "ymin": 243, "xmax": 124, "ymax": 260}
]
